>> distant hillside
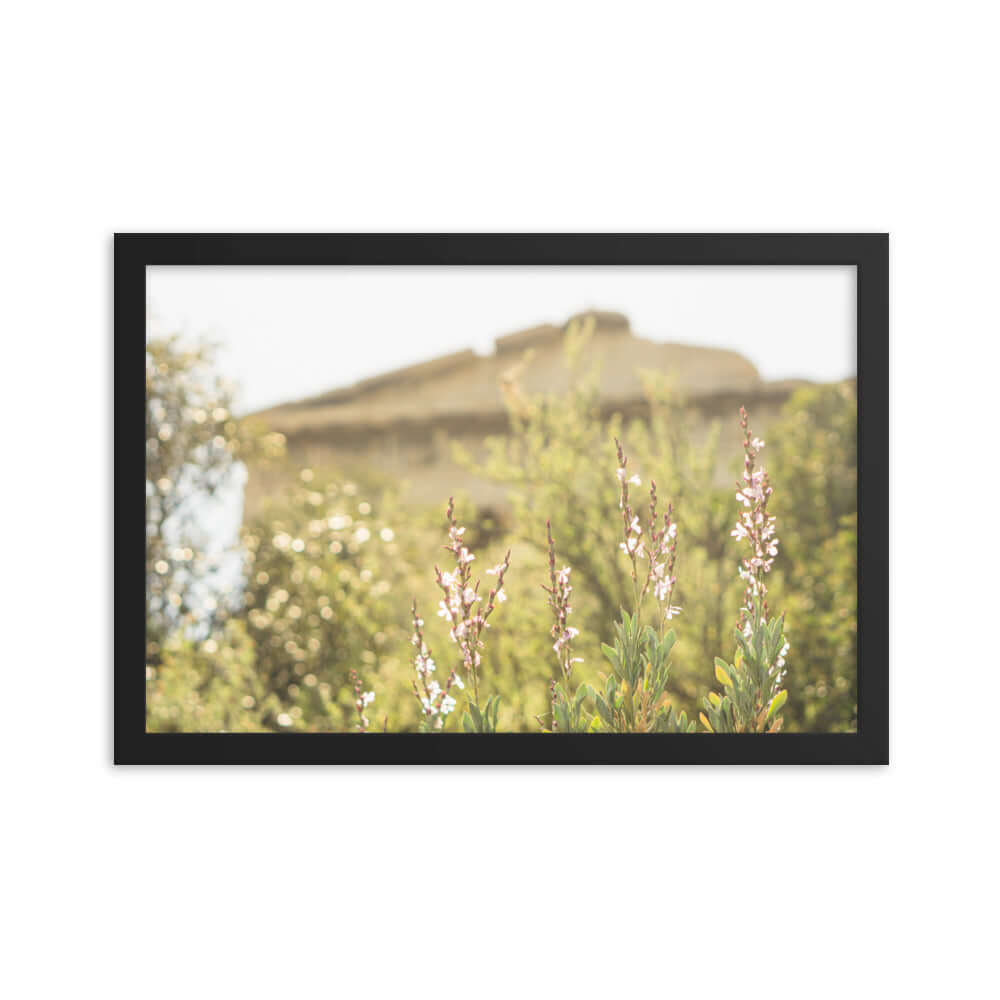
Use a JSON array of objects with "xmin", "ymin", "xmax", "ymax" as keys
[{"xmin": 243, "ymin": 310, "xmax": 814, "ymax": 514}]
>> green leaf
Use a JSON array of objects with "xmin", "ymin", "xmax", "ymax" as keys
[
  {"xmin": 468, "ymin": 702, "xmax": 483, "ymax": 732},
  {"xmin": 766, "ymin": 690, "xmax": 788, "ymax": 721},
  {"xmin": 714, "ymin": 659, "xmax": 733, "ymax": 687},
  {"xmin": 660, "ymin": 630, "xmax": 676, "ymax": 658},
  {"xmin": 554, "ymin": 703, "xmax": 570, "ymax": 733},
  {"xmin": 595, "ymin": 695, "xmax": 612, "ymax": 727}
]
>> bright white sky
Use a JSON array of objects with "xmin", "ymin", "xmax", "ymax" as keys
[{"xmin": 147, "ymin": 265, "xmax": 856, "ymax": 415}]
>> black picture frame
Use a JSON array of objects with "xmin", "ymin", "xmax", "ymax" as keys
[{"xmin": 117, "ymin": 233, "xmax": 888, "ymax": 764}]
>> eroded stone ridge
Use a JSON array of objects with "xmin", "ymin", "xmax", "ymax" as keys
[{"xmin": 243, "ymin": 311, "xmax": 812, "ymax": 513}]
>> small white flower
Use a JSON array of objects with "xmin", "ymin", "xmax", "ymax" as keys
[
  {"xmin": 494, "ymin": 587, "xmax": 507, "ymax": 603},
  {"xmin": 620, "ymin": 536, "xmax": 643, "ymax": 556}
]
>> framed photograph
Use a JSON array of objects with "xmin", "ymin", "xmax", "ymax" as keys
[{"xmin": 118, "ymin": 233, "xmax": 888, "ymax": 764}]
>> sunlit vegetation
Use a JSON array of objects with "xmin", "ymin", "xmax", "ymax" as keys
[{"xmin": 145, "ymin": 333, "xmax": 856, "ymax": 733}]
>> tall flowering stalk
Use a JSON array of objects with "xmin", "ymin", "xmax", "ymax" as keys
[
  {"xmin": 545, "ymin": 520, "xmax": 581, "ymax": 685},
  {"xmin": 431, "ymin": 497, "xmax": 510, "ymax": 733},
  {"xmin": 702, "ymin": 407, "xmax": 790, "ymax": 734},
  {"xmin": 410, "ymin": 601, "xmax": 463, "ymax": 731},
  {"xmin": 733, "ymin": 406, "xmax": 779, "ymax": 629},
  {"xmin": 615, "ymin": 437, "xmax": 645, "ymax": 612},
  {"xmin": 349, "ymin": 668, "xmax": 375, "ymax": 733},
  {"xmin": 614, "ymin": 439, "xmax": 681, "ymax": 634},
  {"xmin": 647, "ymin": 479, "xmax": 681, "ymax": 635},
  {"xmin": 595, "ymin": 440, "xmax": 695, "ymax": 733},
  {"xmin": 541, "ymin": 521, "xmax": 592, "ymax": 732}
]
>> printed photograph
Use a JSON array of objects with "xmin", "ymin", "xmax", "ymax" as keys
[{"xmin": 145, "ymin": 265, "xmax": 857, "ymax": 734}]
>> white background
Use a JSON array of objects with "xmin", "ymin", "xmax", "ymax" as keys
[{"xmin": 4, "ymin": 2, "xmax": 997, "ymax": 998}]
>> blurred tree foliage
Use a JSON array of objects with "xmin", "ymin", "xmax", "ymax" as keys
[
  {"xmin": 766, "ymin": 382, "xmax": 857, "ymax": 731},
  {"xmin": 145, "ymin": 331, "xmax": 858, "ymax": 734},
  {"xmin": 145, "ymin": 337, "xmax": 283, "ymax": 664},
  {"xmin": 239, "ymin": 469, "xmax": 418, "ymax": 731},
  {"xmin": 146, "ymin": 620, "xmax": 279, "ymax": 732}
]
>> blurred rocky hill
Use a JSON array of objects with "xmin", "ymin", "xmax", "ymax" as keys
[{"xmin": 243, "ymin": 310, "xmax": 813, "ymax": 515}]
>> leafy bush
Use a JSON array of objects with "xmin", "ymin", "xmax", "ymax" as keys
[
  {"xmin": 146, "ymin": 620, "xmax": 278, "ymax": 732},
  {"xmin": 239, "ymin": 469, "xmax": 415, "ymax": 731},
  {"xmin": 766, "ymin": 383, "xmax": 857, "ymax": 731},
  {"xmin": 415, "ymin": 412, "xmax": 790, "ymax": 735}
]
